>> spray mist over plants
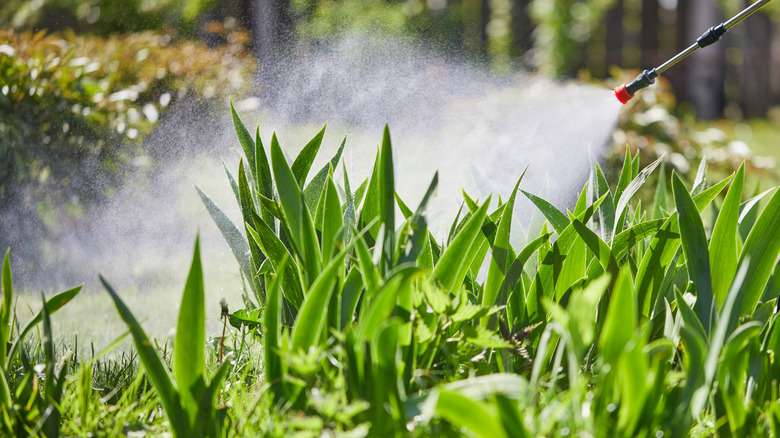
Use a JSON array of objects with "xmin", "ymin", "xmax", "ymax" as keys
[{"xmin": 10, "ymin": 32, "xmax": 620, "ymax": 344}]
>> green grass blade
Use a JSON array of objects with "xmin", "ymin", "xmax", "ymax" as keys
[
  {"xmin": 174, "ymin": 236, "xmax": 206, "ymax": 419},
  {"xmin": 520, "ymin": 189, "xmax": 568, "ymax": 233},
  {"xmin": 737, "ymin": 187, "xmax": 780, "ymax": 316},
  {"xmin": 434, "ymin": 197, "xmax": 490, "ymax": 293},
  {"xmin": 6, "ymin": 285, "xmax": 82, "ymax": 368},
  {"xmin": 709, "ymin": 164, "xmax": 744, "ymax": 308},
  {"xmin": 379, "ymin": 125, "xmax": 395, "ymax": 273},
  {"xmin": 100, "ymin": 275, "xmax": 186, "ymax": 435},
  {"xmin": 600, "ymin": 266, "xmax": 636, "ymax": 367},
  {"xmin": 264, "ymin": 255, "xmax": 287, "ymax": 400},
  {"xmin": 230, "ymin": 100, "xmax": 257, "ymax": 187},
  {"xmin": 673, "ymin": 172, "xmax": 714, "ymax": 334},
  {"xmin": 433, "ymin": 390, "xmax": 507, "ymax": 438},
  {"xmin": 1, "ymin": 250, "xmax": 11, "ymax": 367},
  {"xmin": 291, "ymin": 124, "xmax": 326, "ymax": 187},
  {"xmin": 617, "ymin": 326, "xmax": 649, "ymax": 433}
]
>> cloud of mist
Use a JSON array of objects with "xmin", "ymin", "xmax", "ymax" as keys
[{"xmin": 6, "ymin": 31, "xmax": 621, "ymax": 345}]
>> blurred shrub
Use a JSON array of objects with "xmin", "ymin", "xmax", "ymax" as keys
[
  {"xmin": 0, "ymin": 0, "xmax": 217, "ymax": 36},
  {"xmin": 608, "ymin": 71, "xmax": 777, "ymax": 188},
  {"xmin": 0, "ymin": 26, "xmax": 255, "ymax": 269},
  {"xmin": 529, "ymin": 0, "xmax": 614, "ymax": 77}
]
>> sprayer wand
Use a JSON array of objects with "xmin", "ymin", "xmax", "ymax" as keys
[{"xmin": 615, "ymin": 0, "xmax": 774, "ymax": 104}]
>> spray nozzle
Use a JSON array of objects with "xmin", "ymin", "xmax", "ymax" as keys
[{"xmin": 614, "ymin": 69, "xmax": 658, "ymax": 104}]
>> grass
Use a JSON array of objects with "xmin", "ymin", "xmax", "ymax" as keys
[{"xmin": 3, "ymin": 104, "xmax": 780, "ymax": 436}]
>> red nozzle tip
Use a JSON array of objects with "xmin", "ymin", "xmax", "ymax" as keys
[{"xmin": 614, "ymin": 84, "xmax": 633, "ymax": 104}]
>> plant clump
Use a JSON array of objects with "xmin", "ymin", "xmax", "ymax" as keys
[{"xmin": 4, "ymin": 109, "xmax": 780, "ymax": 436}]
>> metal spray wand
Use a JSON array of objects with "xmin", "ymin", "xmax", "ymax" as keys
[{"xmin": 614, "ymin": 0, "xmax": 774, "ymax": 104}]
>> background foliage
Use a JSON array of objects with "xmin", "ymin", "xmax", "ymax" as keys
[{"xmin": 0, "ymin": 25, "xmax": 255, "ymax": 271}]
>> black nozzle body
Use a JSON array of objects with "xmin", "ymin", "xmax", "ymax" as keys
[
  {"xmin": 625, "ymin": 69, "xmax": 658, "ymax": 96},
  {"xmin": 697, "ymin": 24, "xmax": 727, "ymax": 48}
]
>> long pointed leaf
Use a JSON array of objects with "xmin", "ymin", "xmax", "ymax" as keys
[
  {"xmin": 709, "ymin": 164, "xmax": 744, "ymax": 308},
  {"xmin": 673, "ymin": 173, "xmax": 714, "ymax": 334},
  {"xmin": 175, "ymin": 237, "xmax": 206, "ymax": 419}
]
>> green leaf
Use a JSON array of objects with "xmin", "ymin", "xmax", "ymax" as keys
[
  {"xmin": 340, "ymin": 268, "xmax": 364, "ymax": 329},
  {"xmin": 254, "ymin": 127, "xmax": 275, "ymax": 227},
  {"xmin": 673, "ymin": 173, "xmax": 714, "ymax": 334},
  {"xmin": 652, "ymin": 161, "xmax": 668, "ymax": 220},
  {"xmin": 230, "ymin": 101, "xmax": 257, "ymax": 187},
  {"xmin": 321, "ymin": 174, "xmax": 343, "ymax": 263},
  {"xmin": 520, "ymin": 190, "xmax": 569, "ymax": 233},
  {"xmin": 612, "ymin": 219, "xmax": 665, "ymax": 260},
  {"xmin": 228, "ymin": 308, "xmax": 262, "ymax": 330},
  {"xmin": 101, "ymin": 276, "xmax": 186, "ymax": 436},
  {"xmin": 613, "ymin": 154, "xmax": 664, "ymax": 240},
  {"xmin": 378, "ymin": 125, "xmax": 395, "ymax": 273},
  {"xmin": 270, "ymin": 133, "xmax": 322, "ymax": 284},
  {"xmin": 358, "ymin": 268, "xmax": 420, "ymax": 340},
  {"xmin": 738, "ymin": 188, "xmax": 772, "ymax": 241},
  {"xmin": 695, "ymin": 261, "xmax": 750, "ymax": 416},
  {"xmin": 398, "ymin": 173, "xmax": 438, "ymax": 265},
  {"xmin": 692, "ymin": 157, "xmax": 708, "ymax": 195},
  {"xmin": 571, "ymin": 220, "xmax": 618, "ymax": 280},
  {"xmin": 635, "ymin": 174, "xmax": 733, "ymax": 316},
  {"xmin": 245, "ymin": 221, "xmax": 304, "ymax": 309},
  {"xmin": 238, "ymin": 160, "xmax": 265, "ymax": 281},
  {"xmin": 359, "ymin": 148, "xmax": 381, "ymax": 239},
  {"xmin": 434, "ymin": 197, "xmax": 491, "ymax": 293},
  {"xmin": 0, "ymin": 249, "xmax": 11, "ymax": 367},
  {"xmin": 7, "ymin": 285, "xmax": 82, "ymax": 368},
  {"xmin": 304, "ymin": 137, "xmax": 346, "ymax": 213},
  {"xmin": 483, "ymin": 178, "xmax": 522, "ymax": 325},
  {"xmin": 265, "ymin": 255, "xmax": 287, "ymax": 399},
  {"xmin": 709, "ymin": 164, "xmax": 744, "ymax": 308},
  {"xmin": 600, "ymin": 267, "xmax": 636, "ymax": 367},
  {"xmin": 433, "ymin": 390, "xmax": 507, "ymax": 438},
  {"xmin": 617, "ymin": 326, "xmax": 649, "ymax": 433},
  {"xmin": 196, "ymin": 187, "xmax": 254, "ymax": 294},
  {"xmin": 175, "ymin": 237, "xmax": 207, "ymax": 420},
  {"xmin": 291, "ymin": 125, "xmax": 326, "ymax": 187},
  {"xmin": 565, "ymin": 274, "xmax": 610, "ymax": 354},
  {"xmin": 592, "ymin": 157, "xmax": 616, "ymax": 241},
  {"xmin": 291, "ymin": 228, "xmax": 364, "ymax": 351},
  {"xmin": 614, "ymin": 145, "xmax": 633, "ymax": 208},
  {"xmin": 737, "ymin": 187, "xmax": 780, "ymax": 316}
]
